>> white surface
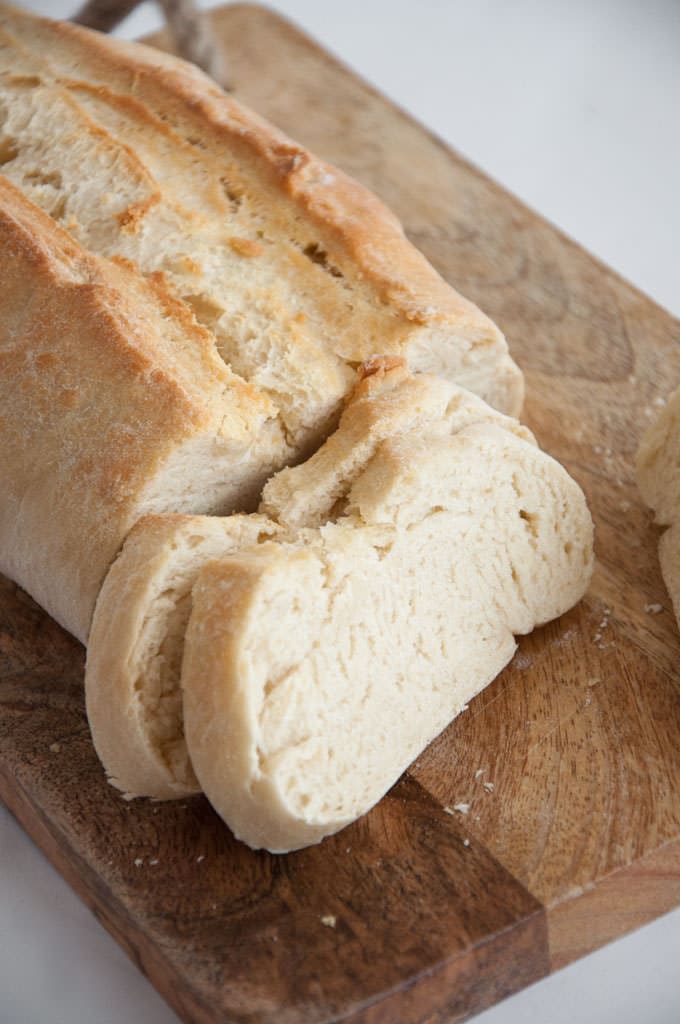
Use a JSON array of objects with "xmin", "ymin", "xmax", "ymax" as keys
[{"xmin": 2, "ymin": 2, "xmax": 679, "ymax": 1023}]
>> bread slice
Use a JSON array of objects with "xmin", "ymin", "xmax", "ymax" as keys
[
  {"xmin": 0, "ymin": 1, "xmax": 523, "ymax": 455},
  {"xmin": 85, "ymin": 513, "xmax": 283, "ymax": 799},
  {"xmin": 84, "ymin": 360, "xmax": 530, "ymax": 799},
  {"xmin": 0, "ymin": 177, "xmax": 286, "ymax": 642},
  {"xmin": 85, "ymin": 364, "xmax": 592, "ymax": 849},
  {"xmin": 183, "ymin": 426, "xmax": 592, "ymax": 852},
  {"xmin": 637, "ymin": 391, "xmax": 680, "ymax": 621}
]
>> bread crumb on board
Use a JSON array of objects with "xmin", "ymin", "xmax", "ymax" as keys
[
  {"xmin": 645, "ymin": 603, "xmax": 664, "ymax": 615},
  {"xmin": 444, "ymin": 802, "xmax": 470, "ymax": 815},
  {"xmin": 321, "ymin": 914, "xmax": 337, "ymax": 928},
  {"xmin": 49, "ymin": 742, "xmax": 61, "ymax": 753},
  {"xmin": 483, "ymin": 781, "xmax": 495, "ymax": 793}
]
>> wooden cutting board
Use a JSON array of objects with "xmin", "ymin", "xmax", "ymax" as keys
[{"xmin": 1, "ymin": 5, "xmax": 680, "ymax": 1022}]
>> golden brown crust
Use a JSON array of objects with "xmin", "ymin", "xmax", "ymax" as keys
[
  {"xmin": 0, "ymin": 175, "xmax": 205, "ymax": 431},
  {"xmin": 0, "ymin": 177, "xmax": 283, "ymax": 640},
  {"xmin": 0, "ymin": 2, "xmax": 518, "ymax": 380},
  {"xmin": 44, "ymin": 13, "xmax": 443, "ymax": 315}
]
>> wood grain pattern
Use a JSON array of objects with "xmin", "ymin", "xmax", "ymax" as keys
[{"xmin": 1, "ymin": 4, "xmax": 680, "ymax": 1022}]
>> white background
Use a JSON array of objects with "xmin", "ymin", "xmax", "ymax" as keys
[{"xmin": 2, "ymin": 1, "xmax": 679, "ymax": 1022}]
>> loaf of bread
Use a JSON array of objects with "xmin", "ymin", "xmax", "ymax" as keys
[
  {"xmin": 0, "ymin": 7, "xmax": 594, "ymax": 853},
  {"xmin": 86, "ymin": 362, "xmax": 593, "ymax": 850},
  {"xmin": 637, "ymin": 391, "xmax": 680, "ymax": 623},
  {"xmin": 0, "ymin": 2, "xmax": 523, "ymax": 639}
]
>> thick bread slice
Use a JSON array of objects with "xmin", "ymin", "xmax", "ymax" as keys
[
  {"xmin": 85, "ymin": 514, "xmax": 282, "ymax": 799},
  {"xmin": 85, "ymin": 362, "xmax": 530, "ymax": 799},
  {"xmin": 183, "ymin": 425, "xmax": 593, "ymax": 852},
  {"xmin": 637, "ymin": 390, "xmax": 680, "ymax": 622},
  {"xmin": 85, "ymin": 364, "xmax": 592, "ymax": 841},
  {"xmin": 0, "ymin": 1, "xmax": 523, "ymax": 447},
  {"xmin": 0, "ymin": 177, "xmax": 286, "ymax": 642}
]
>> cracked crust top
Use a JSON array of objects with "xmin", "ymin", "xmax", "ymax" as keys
[{"xmin": 0, "ymin": 1, "xmax": 523, "ymax": 417}]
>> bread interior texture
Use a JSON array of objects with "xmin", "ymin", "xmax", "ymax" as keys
[
  {"xmin": 85, "ymin": 368, "xmax": 593, "ymax": 851},
  {"xmin": 182, "ymin": 425, "xmax": 592, "ymax": 851},
  {"xmin": 86, "ymin": 370, "xmax": 530, "ymax": 799}
]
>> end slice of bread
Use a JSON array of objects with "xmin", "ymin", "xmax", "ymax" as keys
[
  {"xmin": 182, "ymin": 424, "xmax": 593, "ymax": 851},
  {"xmin": 85, "ymin": 513, "xmax": 282, "ymax": 799}
]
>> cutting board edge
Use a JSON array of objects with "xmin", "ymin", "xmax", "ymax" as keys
[{"xmin": 0, "ymin": 762, "xmax": 218, "ymax": 1024}]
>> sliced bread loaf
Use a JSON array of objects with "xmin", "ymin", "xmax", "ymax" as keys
[
  {"xmin": 84, "ymin": 360, "xmax": 528, "ymax": 798},
  {"xmin": 85, "ymin": 363, "xmax": 592, "ymax": 848}
]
